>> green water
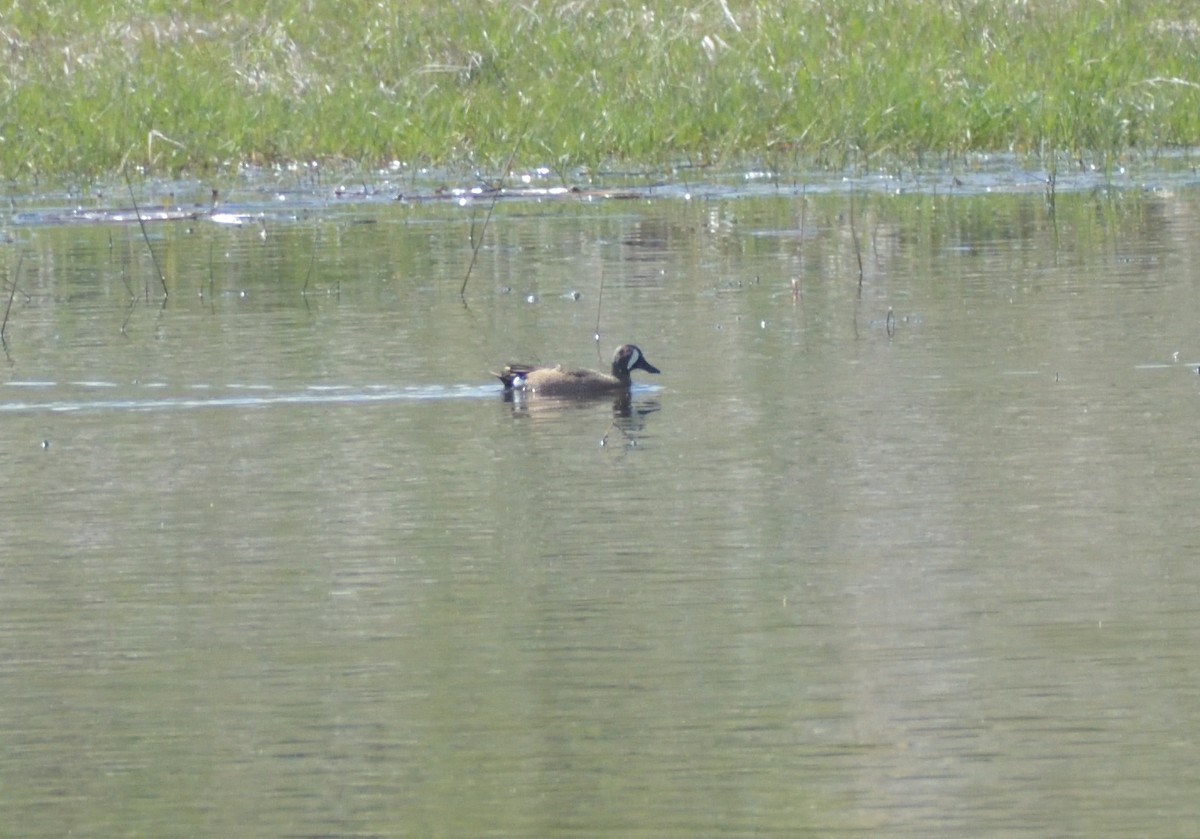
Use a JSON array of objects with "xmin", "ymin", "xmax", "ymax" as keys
[{"xmin": 3, "ymin": 173, "xmax": 1200, "ymax": 837}]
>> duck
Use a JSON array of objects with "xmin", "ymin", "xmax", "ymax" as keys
[{"xmin": 495, "ymin": 344, "xmax": 660, "ymax": 397}]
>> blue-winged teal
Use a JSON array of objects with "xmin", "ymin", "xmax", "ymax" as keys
[{"xmin": 495, "ymin": 344, "xmax": 660, "ymax": 397}]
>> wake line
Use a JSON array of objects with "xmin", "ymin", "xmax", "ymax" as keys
[{"xmin": 0, "ymin": 384, "xmax": 496, "ymax": 414}]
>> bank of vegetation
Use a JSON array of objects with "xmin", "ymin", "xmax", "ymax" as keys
[{"xmin": 2, "ymin": 1, "xmax": 1199, "ymax": 178}]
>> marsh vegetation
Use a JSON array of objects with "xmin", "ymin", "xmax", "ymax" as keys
[{"xmin": 3, "ymin": 1, "xmax": 1199, "ymax": 178}]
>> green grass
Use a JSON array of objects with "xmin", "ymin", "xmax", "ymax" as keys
[{"xmin": 3, "ymin": 0, "xmax": 1200, "ymax": 178}]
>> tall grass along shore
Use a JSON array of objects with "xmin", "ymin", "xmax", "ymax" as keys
[{"xmin": 3, "ymin": 1, "xmax": 1200, "ymax": 179}]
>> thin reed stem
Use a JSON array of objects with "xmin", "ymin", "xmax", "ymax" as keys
[{"xmin": 124, "ymin": 168, "xmax": 168, "ymax": 298}]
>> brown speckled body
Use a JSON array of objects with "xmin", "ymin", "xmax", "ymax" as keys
[{"xmin": 495, "ymin": 344, "xmax": 660, "ymax": 397}]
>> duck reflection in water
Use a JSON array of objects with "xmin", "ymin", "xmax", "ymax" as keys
[{"xmin": 495, "ymin": 344, "xmax": 662, "ymax": 437}]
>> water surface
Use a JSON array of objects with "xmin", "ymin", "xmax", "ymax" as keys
[{"xmin": 4, "ymin": 167, "xmax": 1200, "ymax": 836}]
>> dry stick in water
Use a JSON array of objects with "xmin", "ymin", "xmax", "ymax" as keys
[
  {"xmin": 124, "ymin": 169, "xmax": 168, "ymax": 298},
  {"xmin": 459, "ymin": 180, "xmax": 504, "ymax": 300},
  {"xmin": 301, "ymin": 229, "xmax": 319, "ymax": 296},
  {"xmin": 800, "ymin": 184, "xmax": 808, "ymax": 244},
  {"xmin": 207, "ymin": 241, "xmax": 216, "ymax": 301},
  {"xmin": 1, "ymin": 252, "xmax": 23, "ymax": 345},
  {"xmin": 849, "ymin": 189, "xmax": 864, "ymax": 296},
  {"xmin": 594, "ymin": 271, "xmax": 605, "ymax": 343},
  {"xmin": 459, "ymin": 133, "xmax": 526, "ymax": 300},
  {"xmin": 792, "ymin": 184, "xmax": 808, "ymax": 305},
  {"xmin": 120, "ymin": 296, "xmax": 138, "ymax": 335}
]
